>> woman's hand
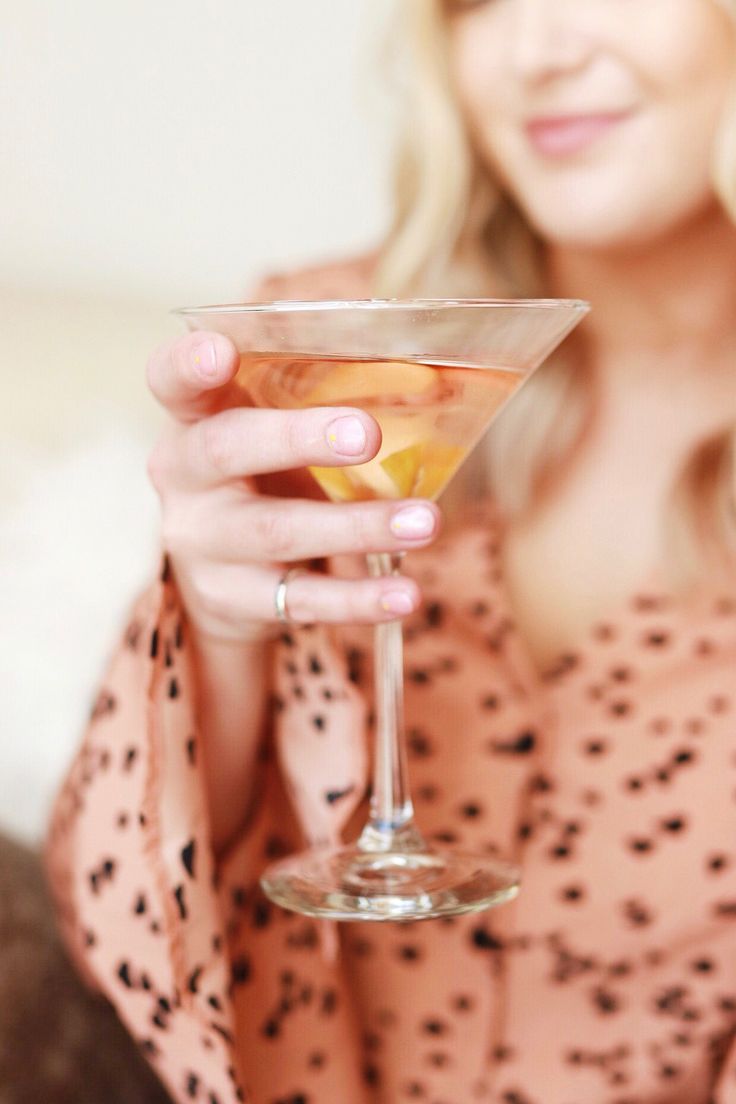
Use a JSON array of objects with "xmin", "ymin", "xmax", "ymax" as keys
[{"xmin": 146, "ymin": 331, "xmax": 441, "ymax": 643}]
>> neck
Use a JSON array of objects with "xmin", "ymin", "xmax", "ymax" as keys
[{"xmin": 547, "ymin": 203, "xmax": 736, "ymax": 386}]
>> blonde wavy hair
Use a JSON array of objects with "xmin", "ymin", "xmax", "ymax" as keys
[{"xmin": 373, "ymin": 0, "xmax": 736, "ymax": 575}]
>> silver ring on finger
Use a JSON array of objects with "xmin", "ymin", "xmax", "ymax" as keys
[{"xmin": 274, "ymin": 567, "xmax": 307, "ymax": 624}]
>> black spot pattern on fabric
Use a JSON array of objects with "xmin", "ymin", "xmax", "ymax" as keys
[
  {"xmin": 422, "ymin": 1018, "xmax": 449, "ymax": 1036},
  {"xmin": 610, "ymin": 700, "xmax": 632, "ymax": 717},
  {"xmin": 397, "ymin": 944, "xmax": 423, "ymax": 963},
  {"xmin": 150, "ymin": 629, "xmax": 159, "ymax": 658},
  {"xmin": 210, "ymin": 1022, "xmax": 234, "ymax": 1045},
  {"xmin": 346, "ymin": 647, "xmax": 364, "ymax": 685},
  {"xmin": 168, "ymin": 677, "xmax": 180, "ymax": 699},
  {"xmin": 417, "ymin": 783, "xmax": 439, "ymax": 803},
  {"xmin": 491, "ymin": 730, "xmax": 537, "ymax": 755},
  {"xmin": 125, "ymin": 619, "xmax": 142, "ymax": 649},
  {"xmin": 181, "ymin": 839, "xmax": 196, "ymax": 878},
  {"xmin": 325, "ymin": 786, "xmax": 355, "ymax": 805},
  {"xmin": 592, "ymin": 987, "xmax": 622, "ymax": 1014},
  {"xmin": 117, "ymin": 961, "xmax": 133, "ymax": 988},
  {"xmin": 363, "ymin": 1063, "xmax": 380, "ymax": 1086},
  {"xmin": 174, "ymin": 884, "xmax": 188, "ymax": 920},
  {"xmin": 89, "ymin": 857, "xmax": 117, "ymax": 894},
  {"xmin": 231, "ymin": 885, "xmax": 248, "ymax": 910},
  {"xmin": 408, "ymin": 668, "xmax": 430, "ymax": 685},
  {"xmin": 253, "ymin": 898, "xmax": 272, "ymax": 929},
  {"xmin": 471, "ymin": 926, "xmax": 503, "ymax": 951},
  {"xmin": 623, "ymin": 899, "xmax": 654, "ymax": 927},
  {"xmin": 408, "ymin": 729, "xmax": 433, "ymax": 758},
  {"xmin": 265, "ymin": 835, "xmax": 291, "ymax": 858},
  {"xmin": 584, "ymin": 738, "xmax": 608, "ymax": 756},
  {"xmin": 231, "ymin": 956, "xmax": 251, "ymax": 987},
  {"xmin": 286, "ymin": 923, "xmax": 319, "ymax": 950},
  {"xmin": 90, "ymin": 691, "xmax": 117, "ymax": 720},
  {"xmin": 662, "ymin": 815, "xmax": 687, "ymax": 833},
  {"xmin": 308, "ymin": 654, "xmax": 323, "ymax": 675},
  {"xmin": 629, "ymin": 837, "xmax": 655, "ymax": 855}
]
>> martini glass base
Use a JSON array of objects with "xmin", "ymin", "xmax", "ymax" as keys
[{"xmin": 261, "ymin": 843, "xmax": 521, "ymax": 922}]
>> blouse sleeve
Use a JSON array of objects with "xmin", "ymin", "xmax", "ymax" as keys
[
  {"xmin": 44, "ymin": 258, "xmax": 376, "ymax": 1103},
  {"xmin": 45, "ymin": 557, "xmax": 370, "ymax": 1103}
]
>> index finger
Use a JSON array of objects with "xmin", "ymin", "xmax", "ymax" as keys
[{"xmin": 146, "ymin": 331, "xmax": 242, "ymax": 423}]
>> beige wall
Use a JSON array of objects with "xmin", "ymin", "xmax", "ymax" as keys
[
  {"xmin": 3, "ymin": 0, "xmax": 396, "ymax": 304},
  {"xmin": 1, "ymin": 0, "xmax": 397, "ymax": 842}
]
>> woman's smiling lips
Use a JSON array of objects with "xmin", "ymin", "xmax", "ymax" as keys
[{"xmin": 525, "ymin": 111, "xmax": 633, "ymax": 157}]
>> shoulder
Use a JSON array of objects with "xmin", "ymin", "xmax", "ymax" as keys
[{"xmin": 248, "ymin": 250, "xmax": 379, "ymax": 303}]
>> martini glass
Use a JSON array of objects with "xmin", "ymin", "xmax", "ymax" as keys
[{"xmin": 177, "ymin": 299, "xmax": 588, "ymax": 920}]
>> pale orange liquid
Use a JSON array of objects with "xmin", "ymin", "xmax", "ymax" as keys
[{"xmin": 238, "ymin": 354, "xmax": 525, "ymax": 502}]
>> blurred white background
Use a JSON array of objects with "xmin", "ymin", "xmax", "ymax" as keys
[{"xmin": 0, "ymin": 0, "xmax": 396, "ymax": 842}]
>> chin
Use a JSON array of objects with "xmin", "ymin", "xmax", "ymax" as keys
[
  {"xmin": 508, "ymin": 164, "xmax": 721, "ymax": 255},
  {"xmin": 519, "ymin": 193, "xmax": 700, "ymax": 254}
]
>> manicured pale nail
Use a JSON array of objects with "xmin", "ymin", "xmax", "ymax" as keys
[
  {"xmin": 192, "ymin": 339, "xmax": 217, "ymax": 379},
  {"xmin": 326, "ymin": 415, "xmax": 367, "ymax": 456},
  {"xmin": 390, "ymin": 505, "xmax": 436, "ymax": 539},
  {"xmin": 381, "ymin": 589, "xmax": 415, "ymax": 615}
]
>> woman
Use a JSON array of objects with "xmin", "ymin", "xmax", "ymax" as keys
[{"xmin": 47, "ymin": 1, "xmax": 736, "ymax": 1101}]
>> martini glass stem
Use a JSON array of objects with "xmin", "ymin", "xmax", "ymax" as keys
[{"xmin": 358, "ymin": 552, "xmax": 426, "ymax": 855}]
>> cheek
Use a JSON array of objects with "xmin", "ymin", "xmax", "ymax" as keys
[{"xmin": 486, "ymin": 111, "xmax": 724, "ymax": 250}]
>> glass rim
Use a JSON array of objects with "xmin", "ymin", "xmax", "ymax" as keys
[{"xmin": 173, "ymin": 296, "xmax": 590, "ymax": 317}]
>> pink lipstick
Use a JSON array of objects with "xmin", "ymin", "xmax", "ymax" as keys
[{"xmin": 526, "ymin": 112, "xmax": 630, "ymax": 157}]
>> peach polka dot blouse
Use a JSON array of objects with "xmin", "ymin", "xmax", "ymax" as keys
[{"xmin": 46, "ymin": 262, "xmax": 736, "ymax": 1104}]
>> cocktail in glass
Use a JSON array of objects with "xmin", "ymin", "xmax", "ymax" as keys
[{"xmin": 177, "ymin": 299, "xmax": 588, "ymax": 921}]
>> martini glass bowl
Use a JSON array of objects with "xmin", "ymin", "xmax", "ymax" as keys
[{"xmin": 177, "ymin": 298, "xmax": 588, "ymax": 921}]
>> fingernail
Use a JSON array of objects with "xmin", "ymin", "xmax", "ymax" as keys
[
  {"xmin": 380, "ymin": 589, "xmax": 415, "ymax": 615},
  {"xmin": 390, "ymin": 505, "xmax": 436, "ymax": 540},
  {"xmin": 326, "ymin": 415, "xmax": 367, "ymax": 456},
  {"xmin": 192, "ymin": 339, "xmax": 217, "ymax": 379}
]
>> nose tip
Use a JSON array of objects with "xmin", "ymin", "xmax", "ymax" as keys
[{"xmin": 509, "ymin": 4, "xmax": 593, "ymax": 83}]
